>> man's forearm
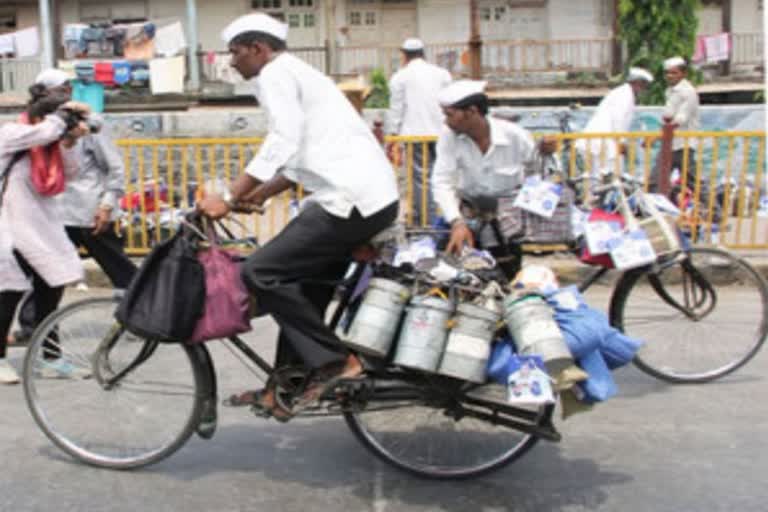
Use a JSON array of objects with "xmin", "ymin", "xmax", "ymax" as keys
[
  {"xmin": 243, "ymin": 174, "xmax": 294, "ymax": 204},
  {"xmin": 229, "ymin": 173, "xmax": 262, "ymax": 202}
]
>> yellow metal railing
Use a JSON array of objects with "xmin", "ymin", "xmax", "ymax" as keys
[{"xmin": 116, "ymin": 130, "xmax": 767, "ymax": 255}]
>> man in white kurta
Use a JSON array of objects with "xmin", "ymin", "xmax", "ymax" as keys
[
  {"xmin": 575, "ymin": 67, "xmax": 652, "ymax": 179},
  {"xmin": 387, "ymin": 38, "xmax": 452, "ymax": 227},
  {"xmin": 198, "ymin": 14, "xmax": 399, "ymax": 414}
]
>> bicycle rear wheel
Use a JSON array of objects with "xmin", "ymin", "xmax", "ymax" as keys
[
  {"xmin": 610, "ymin": 247, "xmax": 768, "ymax": 383},
  {"xmin": 344, "ymin": 376, "xmax": 553, "ymax": 479},
  {"xmin": 23, "ymin": 297, "xmax": 204, "ymax": 469}
]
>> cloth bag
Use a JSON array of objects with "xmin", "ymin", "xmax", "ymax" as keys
[
  {"xmin": 188, "ymin": 227, "xmax": 252, "ymax": 344},
  {"xmin": 115, "ymin": 224, "xmax": 206, "ymax": 341}
]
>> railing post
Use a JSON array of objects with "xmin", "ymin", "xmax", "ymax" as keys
[
  {"xmin": 611, "ymin": 0, "xmax": 622, "ymax": 75},
  {"xmin": 658, "ymin": 121, "xmax": 676, "ymax": 195},
  {"xmin": 468, "ymin": 0, "xmax": 482, "ymax": 79}
]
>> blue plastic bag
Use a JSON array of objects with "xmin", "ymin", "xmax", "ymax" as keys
[{"xmin": 578, "ymin": 350, "xmax": 618, "ymax": 402}]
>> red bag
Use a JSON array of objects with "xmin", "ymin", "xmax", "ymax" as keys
[
  {"xmin": 579, "ymin": 208, "xmax": 625, "ymax": 268},
  {"xmin": 189, "ymin": 231, "xmax": 252, "ymax": 344},
  {"xmin": 19, "ymin": 113, "xmax": 66, "ymax": 196}
]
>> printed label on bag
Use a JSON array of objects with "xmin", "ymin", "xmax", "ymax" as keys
[
  {"xmin": 584, "ymin": 220, "xmax": 624, "ymax": 255},
  {"xmin": 513, "ymin": 177, "xmax": 562, "ymax": 219},
  {"xmin": 610, "ymin": 229, "xmax": 657, "ymax": 270},
  {"xmin": 506, "ymin": 355, "xmax": 555, "ymax": 405}
]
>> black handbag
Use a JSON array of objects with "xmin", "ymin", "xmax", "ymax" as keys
[{"xmin": 115, "ymin": 222, "xmax": 206, "ymax": 342}]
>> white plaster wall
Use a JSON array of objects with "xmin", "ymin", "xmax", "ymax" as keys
[
  {"xmin": 417, "ymin": 0, "xmax": 469, "ymax": 44},
  {"xmin": 731, "ymin": 0, "xmax": 763, "ymax": 33},
  {"xmin": 546, "ymin": 0, "xmax": 609, "ymax": 39}
]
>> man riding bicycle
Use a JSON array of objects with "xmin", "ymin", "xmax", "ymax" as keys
[{"xmin": 198, "ymin": 13, "xmax": 399, "ymax": 420}]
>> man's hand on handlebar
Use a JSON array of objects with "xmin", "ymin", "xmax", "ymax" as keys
[
  {"xmin": 197, "ymin": 194, "xmax": 231, "ymax": 220},
  {"xmin": 446, "ymin": 219, "xmax": 475, "ymax": 256}
]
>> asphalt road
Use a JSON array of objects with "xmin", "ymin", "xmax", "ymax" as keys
[{"xmin": 0, "ymin": 285, "xmax": 766, "ymax": 512}]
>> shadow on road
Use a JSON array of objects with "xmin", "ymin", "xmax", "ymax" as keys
[{"xmin": 140, "ymin": 419, "xmax": 632, "ymax": 511}]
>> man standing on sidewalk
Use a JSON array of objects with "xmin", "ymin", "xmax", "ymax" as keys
[
  {"xmin": 576, "ymin": 67, "xmax": 652, "ymax": 182},
  {"xmin": 650, "ymin": 56, "xmax": 719, "ymax": 221},
  {"xmin": 650, "ymin": 56, "xmax": 700, "ymax": 192},
  {"xmin": 386, "ymin": 38, "xmax": 452, "ymax": 227}
]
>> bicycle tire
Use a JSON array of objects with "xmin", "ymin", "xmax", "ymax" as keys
[
  {"xmin": 23, "ymin": 297, "xmax": 206, "ymax": 469},
  {"xmin": 343, "ymin": 380, "xmax": 554, "ymax": 479},
  {"xmin": 610, "ymin": 247, "xmax": 768, "ymax": 383}
]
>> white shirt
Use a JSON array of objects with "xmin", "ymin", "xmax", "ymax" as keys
[
  {"xmin": 432, "ymin": 116, "xmax": 536, "ymax": 223},
  {"xmin": 245, "ymin": 53, "xmax": 398, "ymax": 218},
  {"xmin": 56, "ymin": 121, "xmax": 126, "ymax": 227},
  {"xmin": 577, "ymin": 83, "xmax": 636, "ymax": 157},
  {"xmin": 386, "ymin": 58, "xmax": 452, "ymax": 136},
  {"xmin": 663, "ymin": 78, "xmax": 700, "ymax": 151}
]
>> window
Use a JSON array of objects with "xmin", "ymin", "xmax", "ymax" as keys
[
  {"xmin": 494, "ymin": 6, "xmax": 505, "ymax": 21},
  {"xmin": 79, "ymin": 1, "xmax": 148, "ymax": 24},
  {"xmin": 304, "ymin": 13, "xmax": 315, "ymax": 27},
  {"xmin": 365, "ymin": 11, "xmax": 376, "ymax": 25},
  {"xmin": 252, "ymin": 0, "xmax": 282, "ymax": 8},
  {"xmin": 288, "ymin": 13, "xmax": 300, "ymax": 27},
  {"xmin": 289, "ymin": 0, "xmax": 314, "ymax": 6},
  {"xmin": 350, "ymin": 11, "xmax": 362, "ymax": 25},
  {"xmin": 480, "ymin": 7, "xmax": 491, "ymax": 21},
  {"xmin": 0, "ymin": 11, "xmax": 16, "ymax": 32}
]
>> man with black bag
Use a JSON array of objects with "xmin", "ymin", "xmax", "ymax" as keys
[{"xmin": 197, "ymin": 13, "xmax": 399, "ymax": 419}]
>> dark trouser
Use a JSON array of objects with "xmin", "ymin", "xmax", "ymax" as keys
[
  {"xmin": 18, "ymin": 223, "xmax": 137, "ymax": 336},
  {"xmin": 0, "ymin": 251, "xmax": 64, "ymax": 359},
  {"xmin": 410, "ymin": 142, "xmax": 437, "ymax": 228},
  {"xmin": 649, "ymin": 149, "xmax": 700, "ymax": 193},
  {"xmin": 241, "ymin": 201, "xmax": 398, "ymax": 370},
  {"xmin": 649, "ymin": 149, "xmax": 721, "ymax": 222},
  {"xmin": 66, "ymin": 224, "xmax": 137, "ymax": 289}
]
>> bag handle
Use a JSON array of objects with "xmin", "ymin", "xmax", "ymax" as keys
[{"xmin": 0, "ymin": 151, "xmax": 27, "ymax": 210}]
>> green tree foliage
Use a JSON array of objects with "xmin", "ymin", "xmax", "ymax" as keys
[
  {"xmin": 365, "ymin": 68, "xmax": 390, "ymax": 108},
  {"xmin": 618, "ymin": 0, "xmax": 702, "ymax": 104}
]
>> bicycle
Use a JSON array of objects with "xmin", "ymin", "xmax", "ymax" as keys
[
  {"xmin": 570, "ymin": 172, "xmax": 768, "ymax": 383},
  {"xmin": 21, "ymin": 223, "xmax": 558, "ymax": 479}
]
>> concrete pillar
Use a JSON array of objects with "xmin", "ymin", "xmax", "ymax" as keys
[
  {"xmin": 38, "ymin": 0, "xmax": 54, "ymax": 69},
  {"xmin": 186, "ymin": 0, "xmax": 200, "ymax": 91}
]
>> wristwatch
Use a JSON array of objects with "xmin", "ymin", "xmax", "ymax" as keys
[{"xmin": 221, "ymin": 188, "xmax": 236, "ymax": 209}]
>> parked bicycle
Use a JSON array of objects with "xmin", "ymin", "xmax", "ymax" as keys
[{"xmin": 571, "ymin": 172, "xmax": 768, "ymax": 383}]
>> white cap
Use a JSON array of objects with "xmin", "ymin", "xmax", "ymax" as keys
[
  {"xmin": 627, "ymin": 67, "xmax": 653, "ymax": 83},
  {"xmin": 663, "ymin": 56, "xmax": 686, "ymax": 70},
  {"xmin": 437, "ymin": 80, "xmax": 487, "ymax": 107},
  {"xmin": 221, "ymin": 13, "xmax": 288, "ymax": 44},
  {"xmin": 34, "ymin": 68, "xmax": 70, "ymax": 89},
  {"xmin": 401, "ymin": 38, "xmax": 424, "ymax": 51}
]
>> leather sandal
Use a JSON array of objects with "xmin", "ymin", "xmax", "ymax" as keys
[
  {"xmin": 223, "ymin": 388, "xmax": 293, "ymax": 423},
  {"xmin": 294, "ymin": 357, "xmax": 365, "ymax": 411}
]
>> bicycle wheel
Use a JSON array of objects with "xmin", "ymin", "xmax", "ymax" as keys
[
  {"xmin": 344, "ymin": 378, "xmax": 553, "ymax": 479},
  {"xmin": 23, "ymin": 297, "xmax": 205, "ymax": 469},
  {"xmin": 610, "ymin": 247, "xmax": 768, "ymax": 383}
]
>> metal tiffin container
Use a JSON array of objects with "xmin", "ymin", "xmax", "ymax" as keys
[
  {"xmin": 343, "ymin": 278, "xmax": 411, "ymax": 357},
  {"xmin": 502, "ymin": 294, "xmax": 573, "ymax": 375},
  {"xmin": 438, "ymin": 302, "xmax": 501, "ymax": 383},
  {"xmin": 393, "ymin": 295, "xmax": 454, "ymax": 372}
]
